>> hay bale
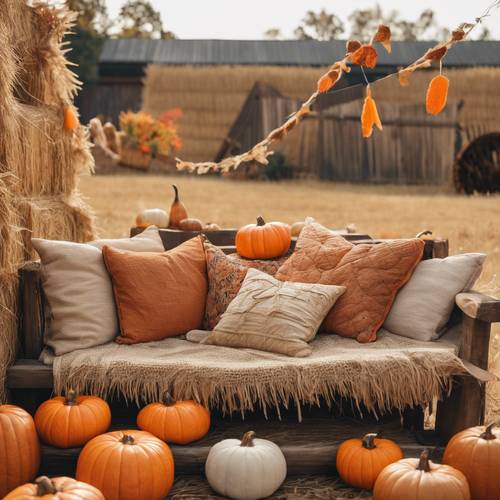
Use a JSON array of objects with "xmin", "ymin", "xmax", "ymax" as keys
[{"xmin": 142, "ymin": 65, "xmax": 326, "ymax": 162}]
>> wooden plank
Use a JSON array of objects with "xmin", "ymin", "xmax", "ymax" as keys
[
  {"xmin": 433, "ymin": 239, "xmax": 450, "ymax": 258},
  {"xmin": 436, "ymin": 315, "xmax": 491, "ymax": 440},
  {"xmin": 456, "ymin": 292, "xmax": 500, "ymax": 323},
  {"xmin": 18, "ymin": 262, "xmax": 45, "ymax": 359},
  {"xmin": 6, "ymin": 359, "xmax": 53, "ymax": 388}
]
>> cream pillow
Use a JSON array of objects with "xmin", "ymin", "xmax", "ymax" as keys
[
  {"xmin": 203, "ymin": 268, "xmax": 346, "ymax": 357},
  {"xmin": 32, "ymin": 226, "xmax": 164, "ymax": 355},
  {"xmin": 383, "ymin": 253, "xmax": 486, "ymax": 341}
]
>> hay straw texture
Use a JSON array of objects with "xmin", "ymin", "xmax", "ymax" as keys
[
  {"xmin": 0, "ymin": 0, "xmax": 95, "ymax": 402},
  {"xmin": 142, "ymin": 65, "xmax": 326, "ymax": 162}
]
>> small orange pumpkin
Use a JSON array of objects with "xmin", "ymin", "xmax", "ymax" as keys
[
  {"xmin": 76, "ymin": 430, "xmax": 174, "ymax": 500},
  {"xmin": 0, "ymin": 405, "xmax": 40, "ymax": 497},
  {"xmin": 63, "ymin": 106, "xmax": 78, "ymax": 130},
  {"xmin": 137, "ymin": 393, "xmax": 210, "ymax": 444},
  {"xmin": 34, "ymin": 390, "xmax": 111, "ymax": 448},
  {"xmin": 336, "ymin": 433, "xmax": 403, "ymax": 490},
  {"xmin": 4, "ymin": 476, "xmax": 104, "ymax": 500},
  {"xmin": 179, "ymin": 217, "xmax": 204, "ymax": 231},
  {"xmin": 236, "ymin": 216, "xmax": 291, "ymax": 260},
  {"xmin": 443, "ymin": 421, "xmax": 500, "ymax": 500},
  {"xmin": 373, "ymin": 449, "xmax": 470, "ymax": 499}
]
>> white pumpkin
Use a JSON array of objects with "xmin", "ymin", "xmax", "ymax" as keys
[
  {"xmin": 205, "ymin": 431, "xmax": 287, "ymax": 500},
  {"xmin": 136, "ymin": 208, "xmax": 168, "ymax": 228}
]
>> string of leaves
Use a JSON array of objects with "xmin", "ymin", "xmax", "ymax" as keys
[{"xmin": 176, "ymin": 1, "xmax": 500, "ymax": 175}]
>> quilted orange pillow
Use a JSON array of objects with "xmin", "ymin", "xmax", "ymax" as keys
[
  {"xmin": 276, "ymin": 223, "xmax": 424, "ymax": 342},
  {"xmin": 102, "ymin": 236, "xmax": 207, "ymax": 344}
]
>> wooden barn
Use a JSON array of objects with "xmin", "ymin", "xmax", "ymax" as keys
[{"xmin": 79, "ymin": 39, "xmax": 500, "ymax": 188}]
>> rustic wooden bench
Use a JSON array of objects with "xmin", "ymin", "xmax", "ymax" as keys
[{"xmin": 6, "ymin": 229, "xmax": 500, "ymax": 476}]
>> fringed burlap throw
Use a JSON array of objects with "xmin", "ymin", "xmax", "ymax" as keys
[{"xmin": 53, "ymin": 328, "xmax": 466, "ymax": 418}]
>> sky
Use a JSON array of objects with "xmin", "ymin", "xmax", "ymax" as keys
[{"xmin": 105, "ymin": 0, "xmax": 500, "ymax": 39}]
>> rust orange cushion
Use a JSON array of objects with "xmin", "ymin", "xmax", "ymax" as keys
[
  {"xmin": 102, "ymin": 236, "xmax": 207, "ymax": 344},
  {"xmin": 276, "ymin": 223, "xmax": 424, "ymax": 342}
]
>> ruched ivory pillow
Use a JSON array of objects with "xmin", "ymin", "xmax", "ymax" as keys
[
  {"xmin": 384, "ymin": 253, "xmax": 486, "ymax": 341},
  {"xmin": 203, "ymin": 268, "xmax": 346, "ymax": 357},
  {"xmin": 32, "ymin": 226, "xmax": 164, "ymax": 355}
]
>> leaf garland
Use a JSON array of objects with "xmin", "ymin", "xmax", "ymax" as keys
[{"xmin": 177, "ymin": 2, "xmax": 499, "ymax": 174}]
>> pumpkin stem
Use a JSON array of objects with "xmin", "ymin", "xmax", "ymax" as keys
[
  {"xmin": 416, "ymin": 449, "xmax": 431, "ymax": 472},
  {"xmin": 164, "ymin": 393, "xmax": 176, "ymax": 406},
  {"xmin": 416, "ymin": 230, "xmax": 432, "ymax": 238},
  {"xmin": 240, "ymin": 431, "xmax": 256, "ymax": 447},
  {"xmin": 64, "ymin": 389, "xmax": 77, "ymax": 406},
  {"xmin": 35, "ymin": 476, "xmax": 58, "ymax": 495},
  {"xmin": 172, "ymin": 184, "xmax": 179, "ymax": 202},
  {"xmin": 121, "ymin": 434, "xmax": 135, "ymax": 445},
  {"xmin": 361, "ymin": 433, "xmax": 378, "ymax": 449},
  {"xmin": 256, "ymin": 216, "xmax": 266, "ymax": 227},
  {"xmin": 480, "ymin": 422, "xmax": 499, "ymax": 440}
]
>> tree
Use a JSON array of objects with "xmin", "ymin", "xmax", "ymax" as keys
[
  {"xmin": 264, "ymin": 28, "xmax": 283, "ymax": 40},
  {"xmin": 294, "ymin": 9, "xmax": 345, "ymax": 41},
  {"xmin": 349, "ymin": 4, "xmax": 440, "ymax": 41},
  {"xmin": 117, "ymin": 0, "xmax": 175, "ymax": 39},
  {"xmin": 66, "ymin": 0, "xmax": 110, "ymax": 82}
]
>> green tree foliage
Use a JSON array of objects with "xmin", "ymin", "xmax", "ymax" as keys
[
  {"xmin": 117, "ymin": 0, "xmax": 175, "ymax": 39},
  {"xmin": 294, "ymin": 9, "xmax": 345, "ymax": 41}
]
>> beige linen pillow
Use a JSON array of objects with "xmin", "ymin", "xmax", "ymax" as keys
[
  {"xmin": 383, "ymin": 253, "xmax": 486, "ymax": 341},
  {"xmin": 203, "ymin": 268, "xmax": 346, "ymax": 357},
  {"xmin": 32, "ymin": 226, "xmax": 164, "ymax": 355}
]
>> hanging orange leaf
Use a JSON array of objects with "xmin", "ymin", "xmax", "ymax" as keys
[
  {"xmin": 284, "ymin": 117, "xmax": 298, "ymax": 133},
  {"xmin": 426, "ymin": 75, "xmax": 450, "ymax": 115},
  {"xmin": 451, "ymin": 29, "xmax": 466, "ymax": 41},
  {"xmin": 350, "ymin": 44, "xmax": 378, "ymax": 69},
  {"xmin": 361, "ymin": 87, "xmax": 383, "ymax": 138},
  {"xmin": 63, "ymin": 106, "xmax": 78, "ymax": 130},
  {"xmin": 346, "ymin": 39, "xmax": 362, "ymax": 54},
  {"xmin": 297, "ymin": 104, "xmax": 310, "ymax": 119},
  {"xmin": 268, "ymin": 126, "xmax": 286, "ymax": 142},
  {"xmin": 317, "ymin": 66, "xmax": 342, "ymax": 93},
  {"xmin": 372, "ymin": 25, "xmax": 392, "ymax": 53},
  {"xmin": 398, "ymin": 68, "xmax": 414, "ymax": 87},
  {"xmin": 425, "ymin": 45, "xmax": 447, "ymax": 62}
]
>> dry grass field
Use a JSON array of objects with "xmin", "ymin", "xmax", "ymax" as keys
[{"xmin": 79, "ymin": 173, "xmax": 500, "ymax": 419}]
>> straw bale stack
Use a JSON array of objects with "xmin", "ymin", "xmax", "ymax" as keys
[
  {"xmin": 142, "ymin": 65, "xmax": 326, "ymax": 162},
  {"xmin": 0, "ymin": 1, "xmax": 96, "ymax": 402}
]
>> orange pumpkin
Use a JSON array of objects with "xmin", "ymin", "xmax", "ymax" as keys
[
  {"xmin": 236, "ymin": 216, "xmax": 291, "ymax": 260},
  {"xmin": 4, "ymin": 476, "xmax": 104, "ymax": 500},
  {"xmin": 63, "ymin": 106, "xmax": 78, "ymax": 130},
  {"xmin": 0, "ymin": 405, "xmax": 40, "ymax": 497},
  {"xmin": 34, "ymin": 390, "xmax": 111, "ymax": 448},
  {"xmin": 336, "ymin": 433, "xmax": 403, "ymax": 490},
  {"xmin": 443, "ymin": 421, "xmax": 500, "ymax": 500},
  {"xmin": 76, "ymin": 430, "xmax": 174, "ymax": 500},
  {"xmin": 373, "ymin": 450, "xmax": 470, "ymax": 499},
  {"xmin": 137, "ymin": 393, "xmax": 210, "ymax": 444}
]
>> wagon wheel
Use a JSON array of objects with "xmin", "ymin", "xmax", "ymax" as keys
[{"xmin": 454, "ymin": 132, "xmax": 500, "ymax": 194}]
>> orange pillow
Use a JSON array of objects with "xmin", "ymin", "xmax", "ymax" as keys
[
  {"xmin": 102, "ymin": 236, "xmax": 207, "ymax": 344},
  {"xmin": 276, "ymin": 223, "xmax": 424, "ymax": 342}
]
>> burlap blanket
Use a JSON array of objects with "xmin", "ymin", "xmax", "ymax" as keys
[{"xmin": 52, "ymin": 327, "xmax": 466, "ymax": 417}]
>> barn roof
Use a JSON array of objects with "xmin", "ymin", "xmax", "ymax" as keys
[{"xmin": 100, "ymin": 39, "xmax": 500, "ymax": 67}]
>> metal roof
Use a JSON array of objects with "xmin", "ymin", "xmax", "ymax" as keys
[{"xmin": 100, "ymin": 39, "xmax": 500, "ymax": 67}]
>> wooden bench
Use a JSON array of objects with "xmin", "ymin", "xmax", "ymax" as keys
[{"xmin": 6, "ymin": 229, "xmax": 500, "ymax": 475}]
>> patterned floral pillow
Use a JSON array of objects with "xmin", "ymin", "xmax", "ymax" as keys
[{"xmin": 204, "ymin": 243, "xmax": 289, "ymax": 330}]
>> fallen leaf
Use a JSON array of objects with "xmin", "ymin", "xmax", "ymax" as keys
[
  {"xmin": 350, "ymin": 44, "xmax": 378, "ymax": 69},
  {"xmin": 372, "ymin": 24, "xmax": 392, "ymax": 53}
]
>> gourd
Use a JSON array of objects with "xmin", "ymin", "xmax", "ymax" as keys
[
  {"xmin": 291, "ymin": 217, "xmax": 315, "ymax": 237},
  {"xmin": 137, "ymin": 393, "xmax": 210, "ymax": 444},
  {"xmin": 76, "ymin": 430, "xmax": 174, "ymax": 500},
  {"xmin": 178, "ymin": 218, "xmax": 204, "ymax": 232},
  {"xmin": 205, "ymin": 431, "xmax": 286, "ymax": 500},
  {"xmin": 336, "ymin": 433, "xmax": 403, "ymax": 489},
  {"xmin": 136, "ymin": 208, "xmax": 169, "ymax": 228},
  {"xmin": 0, "ymin": 405, "xmax": 40, "ymax": 497},
  {"xmin": 168, "ymin": 184, "xmax": 188, "ymax": 228},
  {"xmin": 34, "ymin": 390, "xmax": 111, "ymax": 448},
  {"xmin": 373, "ymin": 450, "xmax": 470, "ymax": 499},
  {"xmin": 443, "ymin": 422, "xmax": 500, "ymax": 500},
  {"xmin": 4, "ymin": 476, "xmax": 104, "ymax": 500},
  {"xmin": 203, "ymin": 222, "xmax": 221, "ymax": 231},
  {"xmin": 236, "ymin": 216, "xmax": 291, "ymax": 260}
]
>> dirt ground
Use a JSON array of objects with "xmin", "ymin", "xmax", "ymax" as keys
[{"xmin": 78, "ymin": 173, "xmax": 500, "ymax": 419}]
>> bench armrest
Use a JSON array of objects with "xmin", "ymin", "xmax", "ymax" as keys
[{"xmin": 456, "ymin": 292, "xmax": 500, "ymax": 323}]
